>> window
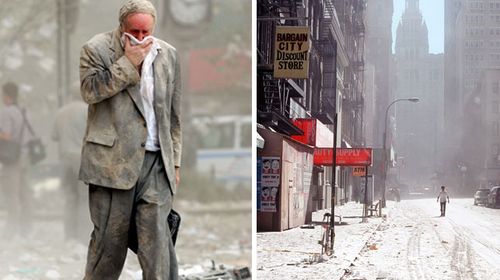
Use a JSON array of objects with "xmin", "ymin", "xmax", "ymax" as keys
[
  {"xmin": 493, "ymin": 144, "xmax": 499, "ymax": 156},
  {"xmin": 494, "ymin": 122, "xmax": 500, "ymax": 136},
  {"xmin": 240, "ymin": 123, "xmax": 251, "ymax": 148},
  {"xmin": 493, "ymin": 82, "xmax": 499, "ymax": 94},
  {"xmin": 493, "ymin": 101, "xmax": 499, "ymax": 114},
  {"xmin": 196, "ymin": 122, "xmax": 235, "ymax": 149}
]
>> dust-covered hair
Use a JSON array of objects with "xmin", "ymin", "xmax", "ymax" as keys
[
  {"xmin": 119, "ymin": 0, "xmax": 156, "ymax": 28},
  {"xmin": 2, "ymin": 81, "xmax": 18, "ymax": 104}
]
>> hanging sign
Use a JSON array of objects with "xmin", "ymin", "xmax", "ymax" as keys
[
  {"xmin": 353, "ymin": 166, "xmax": 367, "ymax": 177},
  {"xmin": 274, "ymin": 26, "xmax": 310, "ymax": 79}
]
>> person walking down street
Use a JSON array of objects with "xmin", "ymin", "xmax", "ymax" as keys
[
  {"xmin": 394, "ymin": 187, "xmax": 401, "ymax": 202},
  {"xmin": 0, "ymin": 82, "xmax": 34, "ymax": 239},
  {"xmin": 437, "ymin": 185, "xmax": 450, "ymax": 217},
  {"xmin": 79, "ymin": 0, "xmax": 182, "ymax": 279},
  {"xmin": 51, "ymin": 95, "xmax": 91, "ymax": 244}
]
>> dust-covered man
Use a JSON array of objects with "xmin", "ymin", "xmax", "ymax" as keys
[
  {"xmin": 437, "ymin": 185, "xmax": 450, "ymax": 217},
  {"xmin": 79, "ymin": 0, "xmax": 182, "ymax": 278}
]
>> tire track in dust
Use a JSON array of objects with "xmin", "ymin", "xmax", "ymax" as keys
[
  {"xmin": 406, "ymin": 226, "xmax": 427, "ymax": 280},
  {"xmin": 448, "ymin": 217, "xmax": 500, "ymax": 260},
  {"xmin": 449, "ymin": 233, "xmax": 478, "ymax": 280},
  {"xmin": 401, "ymin": 204, "xmax": 447, "ymax": 280},
  {"xmin": 340, "ymin": 205, "xmax": 432, "ymax": 280},
  {"xmin": 408, "ymin": 201, "xmax": 479, "ymax": 280}
]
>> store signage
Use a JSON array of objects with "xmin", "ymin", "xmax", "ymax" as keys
[
  {"xmin": 314, "ymin": 148, "xmax": 373, "ymax": 166},
  {"xmin": 352, "ymin": 166, "xmax": 366, "ymax": 177},
  {"xmin": 292, "ymin": 119, "xmax": 333, "ymax": 147},
  {"xmin": 260, "ymin": 157, "xmax": 281, "ymax": 212},
  {"xmin": 274, "ymin": 26, "xmax": 310, "ymax": 79}
]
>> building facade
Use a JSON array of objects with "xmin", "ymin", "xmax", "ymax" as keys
[
  {"xmin": 393, "ymin": 0, "xmax": 444, "ymax": 187},
  {"xmin": 364, "ymin": 0, "xmax": 393, "ymax": 148},
  {"xmin": 363, "ymin": 0, "xmax": 393, "ymax": 197},
  {"xmin": 480, "ymin": 70, "xmax": 500, "ymax": 186},
  {"xmin": 465, "ymin": 70, "xmax": 500, "ymax": 188},
  {"xmin": 445, "ymin": 0, "xmax": 500, "ymax": 192},
  {"xmin": 256, "ymin": 0, "xmax": 366, "ymax": 231}
]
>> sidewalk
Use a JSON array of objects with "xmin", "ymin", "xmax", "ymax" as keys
[{"xmin": 257, "ymin": 201, "xmax": 395, "ymax": 280}]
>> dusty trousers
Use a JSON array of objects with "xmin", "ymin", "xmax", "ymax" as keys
[
  {"xmin": 440, "ymin": 202, "xmax": 446, "ymax": 216},
  {"xmin": 0, "ymin": 154, "xmax": 32, "ymax": 238},
  {"xmin": 84, "ymin": 151, "xmax": 177, "ymax": 280}
]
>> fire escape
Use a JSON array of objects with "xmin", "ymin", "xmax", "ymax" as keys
[
  {"xmin": 257, "ymin": 0, "xmax": 305, "ymax": 136},
  {"xmin": 352, "ymin": 0, "xmax": 366, "ymax": 145},
  {"xmin": 341, "ymin": 0, "xmax": 366, "ymax": 146},
  {"xmin": 313, "ymin": 0, "xmax": 340, "ymax": 125}
]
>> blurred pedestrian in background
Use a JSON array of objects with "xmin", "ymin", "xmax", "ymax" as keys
[
  {"xmin": 0, "ymin": 82, "xmax": 34, "ymax": 239},
  {"xmin": 51, "ymin": 91, "xmax": 90, "ymax": 244}
]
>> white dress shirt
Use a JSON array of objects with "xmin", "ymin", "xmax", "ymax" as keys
[{"xmin": 140, "ymin": 38, "xmax": 162, "ymax": 151}]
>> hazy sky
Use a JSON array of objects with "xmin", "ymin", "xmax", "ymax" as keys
[{"xmin": 392, "ymin": 0, "xmax": 444, "ymax": 54}]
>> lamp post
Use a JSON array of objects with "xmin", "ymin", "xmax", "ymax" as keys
[{"xmin": 382, "ymin": 97, "xmax": 420, "ymax": 208}]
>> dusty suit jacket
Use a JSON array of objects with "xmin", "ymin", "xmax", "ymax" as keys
[{"xmin": 78, "ymin": 28, "xmax": 182, "ymax": 194}]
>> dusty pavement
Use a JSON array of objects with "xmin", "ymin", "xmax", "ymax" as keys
[
  {"xmin": 0, "ymin": 199, "xmax": 251, "ymax": 280},
  {"xmin": 344, "ymin": 199, "xmax": 500, "ymax": 280},
  {"xmin": 257, "ymin": 199, "xmax": 500, "ymax": 280},
  {"xmin": 257, "ymin": 202, "xmax": 386, "ymax": 280}
]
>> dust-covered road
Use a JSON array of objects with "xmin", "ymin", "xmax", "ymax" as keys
[{"xmin": 344, "ymin": 198, "xmax": 500, "ymax": 280}]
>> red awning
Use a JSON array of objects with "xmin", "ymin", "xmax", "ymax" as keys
[{"xmin": 292, "ymin": 118, "xmax": 333, "ymax": 147}]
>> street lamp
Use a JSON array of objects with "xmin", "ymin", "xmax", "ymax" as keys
[{"xmin": 382, "ymin": 97, "xmax": 419, "ymax": 208}]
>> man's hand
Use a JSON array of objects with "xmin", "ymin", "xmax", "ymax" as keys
[
  {"xmin": 124, "ymin": 36, "xmax": 153, "ymax": 70},
  {"xmin": 175, "ymin": 167, "xmax": 180, "ymax": 187}
]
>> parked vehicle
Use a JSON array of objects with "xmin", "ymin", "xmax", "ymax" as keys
[
  {"xmin": 487, "ymin": 186, "xmax": 500, "ymax": 208},
  {"xmin": 474, "ymin": 188, "xmax": 491, "ymax": 205},
  {"xmin": 192, "ymin": 115, "xmax": 251, "ymax": 188}
]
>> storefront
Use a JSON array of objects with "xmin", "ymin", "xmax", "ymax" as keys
[
  {"xmin": 292, "ymin": 119, "xmax": 335, "ymax": 211},
  {"xmin": 257, "ymin": 127, "xmax": 314, "ymax": 232}
]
